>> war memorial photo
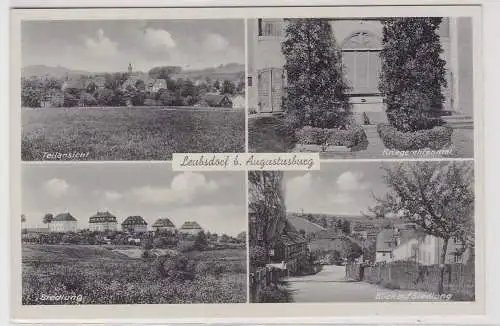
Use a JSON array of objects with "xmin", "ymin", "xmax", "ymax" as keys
[
  {"xmin": 21, "ymin": 164, "xmax": 247, "ymax": 304},
  {"xmin": 247, "ymin": 18, "xmax": 474, "ymax": 159},
  {"xmin": 21, "ymin": 19, "xmax": 246, "ymax": 161},
  {"xmin": 248, "ymin": 162, "xmax": 475, "ymax": 303}
]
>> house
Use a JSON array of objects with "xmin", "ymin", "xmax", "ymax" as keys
[
  {"xmin": 375, "ymin": 229, "xmax": 397, "ymax": 263},
  {"xmin": 247, "ymin": 18, "xmax": 473, "ymax": 125},
  {"xmin": 121, "ymin": 216, "xmax": 148, "ymax": 233},
  {"xmin": 89, "ymin": 211, "xmax": 118, "ymax": 232},
  {"xmin": 145, "ymin": 79, "xmax": 167, "ymax": 93},
  {"xmin": 231, "ymin": 94, "xmax": 245, "ymax": 109},
  {"xmin": 200, "ymin": 93, "xmax": 233, "ymax": 108},
  {"xmin": 152, "ymin": 218, "xmax": 176, "ymax": 233},
  {"xmin": 274, "ymin": 231, "xmax": 308, "ymax": 262},
  {"xmin": 61, "ymin": 78, "xmax": 86, "ymax": 92},
  {"xmin": 179, "ymin": 221, "xmax": 203, "ymax": 235},
  {"xmin": 50, "ymin": 213, "xmax": 78, "ymax": 233},
  {"xmin": 40, "ymin": 90, "xmax": 64, "ymax": 108}
]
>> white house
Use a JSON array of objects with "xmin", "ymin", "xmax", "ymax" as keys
[
  {"xmin": 375, "ymin": 229, "xmax": 397, "ymax": 263},
  {"xmin": 179, "ymin": 221, "xmax": 203, "ymax": 235},
  {"xmin": 247, "ymin": 18, "xmax": 473, "ymax": 124},
  {"xmin": 50, "ymin": 213, "xmax": 78, "ymax": 233},
  {"xmin": 152, "ymin": 218, "xmax": 176, "ymax": 233},
  {"xmin": 89, "ymin": 211, "xmax": 118, "ymax": 232},
  {"xmin": 121, "ymin": 216, "xmax": 148, "ymax": 233},
  {"xmin": 231, "ymin": 94, "xmax": 245, "ymax": 109}
]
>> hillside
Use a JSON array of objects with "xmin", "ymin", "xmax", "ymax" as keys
[
  {"xmin": 22, "ymin": 65, "xmax": 92, "ymax": 78},
  {"xmin": 287, "ymin": 214, "xmax": 325, "ymax": 235},
  {"xmin": 171, "ymin": 63, "xmax": 244, "ymax": 82}
]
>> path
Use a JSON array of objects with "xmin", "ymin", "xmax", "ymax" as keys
[{"xmin": 283, "ymin": 265, "xmax": 443, "ymax": 302}]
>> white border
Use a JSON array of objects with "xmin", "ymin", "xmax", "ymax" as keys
[{"xmin": 7, "ymin": 2, "xmax": 497, "ymax": 324}]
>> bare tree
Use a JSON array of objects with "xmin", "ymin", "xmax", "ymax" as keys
[{"xmin": 374, "ymin": 161, "xmax": 474, "ymax": 294}]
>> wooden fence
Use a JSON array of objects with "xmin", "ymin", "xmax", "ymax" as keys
[
  {"xmin": 249, "ymin": 266, "xmax": 289, "ymax": 303},
  {"xmin": 346, "ymin": 261, "xmax": 475, "ymax": 300}
]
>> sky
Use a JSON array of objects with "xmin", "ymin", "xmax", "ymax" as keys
[
  {"xmin": 22, "ymin": 19, "xmax": 245, "ymax": 72},
  {"xmin": 284, "ymin": 162, "xmax": 392, "ymax": 216},
  {"xmin": 21, "ymin": 164, "xmax": 246, "ymax": 236}
]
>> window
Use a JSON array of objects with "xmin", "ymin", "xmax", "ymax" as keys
[
  {"xmin": 248, "ymin": 76, "xmax": 253, "ymax": 87},
  {"xmin": 258, "ymin": 19, "xmax": 284, "ymax": 37}
]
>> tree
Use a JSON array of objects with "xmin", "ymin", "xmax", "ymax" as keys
[
  {"xmin": 63, "ymin": 92, "xmax": 78, "ymax": 107},
  {"xmin": 86, "ymin": 81, "xmax": 97, "ymax": 94},
  {"xmin": 194, "ymin": 231, "xmax": 208, "ymax": 250},
  {"xmin": 213, "ymin": 79, "xmax": 221, "ymax": 92},
  {"xmin": 21, "ymin": 214, "xmax": 26, "ymax": 223},
  {"xmin": 221, "ymin": 79, "xmax": 236, "ymax": 95},
  {"xmin": 342, "ymin": 220, "xmax": 351, "ymax": 235},
  {"xmin": 78, "ymin": 92, "xmax": 97, "ymax": 107},
  {"xmin": 282, "ymin": 18, "xmax": 351, "ymax": 129},
  {"xmin": 320, "ymin": 217, "xmax": 328, "ymax": 229},
  {"xmin": 95, "ymin": 88, "xmax": 115, "ymax": 106},
  {"xmin": 135, "ymin": 79, "xmax": 146, "ymax": 92},
  {"xmin": 21, "ymin": 78, "xmax": 41, "ymax": 107},
  {"xmin": 373, "ymin": 161, "xmax": 474, "ymax": 294},
  {"xmin": 379, "ymin": 18, "xmax": 447, "ymax": 132},
  {"xmin": 42, "ymin": 213, "xmax": 53, "ymax": 225},
  {"xmin": 219, "ymin": 234, "xmax": 230, "ymax": 243},
  {"xmin": 157, "ymin": 88, "xmax": 174, "ymax": 106}
]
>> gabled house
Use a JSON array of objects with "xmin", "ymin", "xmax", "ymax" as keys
[
  {"xmin": 375, "ymin": 229, "xmax": 397, "ymax": 262},
  {"xmin": 152, "ymin": 218, "xmax": 176, "ymax": 233},
  {"xmin": 179, "ymin": 221, "xmax": 203, "ymax": 235},
  {"xmin": 89, "ymin": 211, "xmax": 118, "ymax": 232},
  {"xmin": 121, "ymin": 216, "xmax": 148, "ymax": 233},
  {"xmin": 200, "ymin": 93, "xmax": 233, "ymax": 108},
  {"xmin": 145, "ymin": 79, "xmax": 167, "ymax": 93},
  {"xmin": 50, "ymin": 213, "xmax": 78, "ymax": 233}
]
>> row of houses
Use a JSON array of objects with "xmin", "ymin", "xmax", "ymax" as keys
[
  {"xmin": 375, "ymin": 223, "xmax": 471, "ymax": 265},
  {"xmin": 24, "ymin": 211, "xmax": 204, "ymax": 235}
]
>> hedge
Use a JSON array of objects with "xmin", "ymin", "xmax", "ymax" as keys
[
  {"xmin": 377, "ymin": 123, "xmax": 453, "ymax": 150},
  {"xmin": 295, "ymin": 125, "xmax": 367, "ymax": 148}
]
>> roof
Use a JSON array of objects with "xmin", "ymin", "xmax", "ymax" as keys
[
  {"xmin": 395, "ymin": 229, "xmax": 427, "ymax": 249},
  {"xmin": 146, "ymin": 79, "xmax": 167, "ymax": 88},
  {"xmin": 203, "ymin": 93, "xmax": 231, "ymax": 106},
  {"xmin": 179, "ymin": 221, "xmax": 202, "ymax": 230},
  {"xmin": 279, "ymin": 232, "xmax": 307, "ymax": 246},
  {"xmin": 89, "ymin": 211, "xmax": 117, "ymax": 223},
  {"xmin": 152, "ymin": 218, "xmax": 176, "ymax": 228},
  {"xmin": 62, "ymin": 78, "xmax": 87, "ymax": 90},
  {"xmin": 122, "ymin": 216, "xmax": 148, "ymax": 226},
  {"xmin": 53, "ymin": 213, "xmax": 77, "ymax": 222},
  {"xmin": 376, "ymin": 229, "xmax": 396, "ymax": 252}
]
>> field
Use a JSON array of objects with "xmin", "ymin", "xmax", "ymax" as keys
[
  {"xmin": 22, "ymin": 244, "xmax": 247, "ymax": 304},
  {"xmin": 22, "ymin": 106, "xmax": 245, "ymax": 160}
]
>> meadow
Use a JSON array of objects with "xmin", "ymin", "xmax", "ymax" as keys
[
  {"xmin": 22, "ymin": 244, "xmax": 247, "ymax": 304},
  {"xmin": 22, "ymin": 106, "xmax": 245, "ymax": 160}
]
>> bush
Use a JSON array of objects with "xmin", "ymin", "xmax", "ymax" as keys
[
  {"xmin": 258, "ymin": 284, "xmax": 291, "ymax": 303},
  {"xmin": 250, "ymin": 246, "xmax": 268, "ymax": 267},
  {"xmin": 194, "ymin": 261, "xmax": 227, "ymax": 278},
  {"xmin": 154, "ymin": 252, "xmax": 194, "ymax": 281},
  {"xmin": 377, "ymin": 123, "xmax": 453, "ymax": 150},
  {"xmin": 295, "ymin": 125, "xmax": 367, "ymax": 148},
  {"xmin": 379, "ymin": 18, "xmax": 447, "ymax": 132}
]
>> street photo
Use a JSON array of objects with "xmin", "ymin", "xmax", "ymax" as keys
[
  {"xmin": 247, "ymin": 18, "xmax": 474, "ymax": 159},
  {"xmin": 21, "ymin": 19, "xmax": 245, "ymax": 161},
  {"xmin": 21, "ymin": 163, "xmax": 247, "ymax": 304},
  {"xmin": 248, "ymin": 161, "xmax": 475, "ymax": 303}
]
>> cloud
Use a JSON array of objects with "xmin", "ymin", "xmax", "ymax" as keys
[
  {"xmin": 336, "ymin": 171, "xmax": 370, "ymax": 191},
  {"xmin": 104, "ymin": 191, "xmax": 123, "ymax": 201},
  {"xmin": 202, "ymin": 33, "xmax": 230, "ymax": 53},
  {"xmin": 43, "ymin": 178, "xmax": 70, "ymax": 198},
  {"xmin": 286, "ymin": 173, "xmax": 314, "ymax": 201},
  {"xmin": 130, "ymin": 172, "xmax": 218, "ymax": 205},
  {"xmin": 143, "ymin": 28, "xmax": 176, "ymax": 53},
  {"xmin": 331, "ymin": 193, "xmax": 354, "ymax": 204},
  {"xmin": 84, "ymin": 28, "xmax": 120, "ymax": 58}
]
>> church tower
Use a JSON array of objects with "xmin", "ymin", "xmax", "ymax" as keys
[{"xmin": 128, "ymin": 62, "xmax": 133, "ymax": 74}]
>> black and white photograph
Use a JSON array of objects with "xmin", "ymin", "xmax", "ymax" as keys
[
  {"xmin": 247, "ymin": 18, "xmax": 474, "ymax": 159},
  {"xmin": 21, "ymin": 19, "xmax": 246, "ymax": 161},
  {"xmin": 21, "ymin": 164, "xmax": 247, "ymax": 304},
  {"xmin": 248, "ymin": 161, "xmax": 475, "ymax": 303}
]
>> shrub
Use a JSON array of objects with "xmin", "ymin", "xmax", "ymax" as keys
[
  {"xmin": 377, "ymin": 123, "xmax": 453, "ymax": 150},
  {"xmin": 258, "ymin": 284, "xmax": 291, "ymax": 303},
  {"xmin": 379, "ymin": 18, "xmax": 447, "ymax": 132},
  {"xmin": 250, "ymin": 246, "xmax": 268, "ymax": 267},
  {"xmin": 295, "ymin": 125, "xmax": 367, "ymax": 148},
  {"xmin": 194, "ymin": 261, "xmax": 227, "ymax": 278},
  {"xmin": 154, "ymin": 252, "xmax": 194, "ymax": 281},
  {"xmin": 282, "ymin": 19, "xmax": 351, "ymax": 129}
]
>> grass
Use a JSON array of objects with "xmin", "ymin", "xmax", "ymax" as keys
[
  {"xmin": 248, "ymin": 115, "xmax": 296, "ymax": 153},
  {"xmin": 22, "ymin": 244, "xmax": 247, "ymax": 304},
  {"xmin": 22, "ymin": 106, "xmax": 245, "ymax": 160}
]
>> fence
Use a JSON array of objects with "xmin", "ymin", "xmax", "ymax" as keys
[
  {"xmin": 249, "ymin": 266, "xmax": 289, "ymax": 302},
  {"xmin": 346, "ymin": 261, "xmax": 475, "ymax": 300}
]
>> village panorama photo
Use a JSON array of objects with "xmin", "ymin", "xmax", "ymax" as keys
[
  {"xmin": 248, "ymin": 161, "xmax": 475, "ymax": 303},
  {"xmin": 21, "ymin": 163, "xmax": 247, "ymax": 304},
  {"xmin": 247, "ymin": 17, "xmax": 474, "ymax": 159},
  {"xmin": 21, "ymin": 19, "xmax": 246, "ymax": 161}
]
